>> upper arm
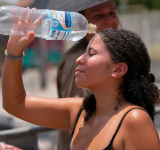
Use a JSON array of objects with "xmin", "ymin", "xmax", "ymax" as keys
[
  {"xmin": 123, "ymin": 109, "xmax": 160, "ymax": 150},
  {"xmin": 5, "ymin": 96, "xmax": 83, "ymax": 130}
]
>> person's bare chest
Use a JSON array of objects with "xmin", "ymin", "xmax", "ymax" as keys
[{"xmin": 70, "ymin": 115, "xmax": 124, "ymax": 150}]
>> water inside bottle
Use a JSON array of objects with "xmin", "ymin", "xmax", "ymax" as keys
[
  {"xmin": 68, "ymin": 31, "xmax": 87, "ymax": 41},
  {"xmin": 41, "ymin": 19, "xmax": 52, "ymax": 39}
]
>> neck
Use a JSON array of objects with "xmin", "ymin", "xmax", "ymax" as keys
[{"xmin": 92, "ymin": 81, "xmax": 125, "ymax": 117}]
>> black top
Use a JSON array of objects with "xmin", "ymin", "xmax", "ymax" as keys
[{"xmin": 68, "ymin": 107, "xmax": 148, "ymax": 150}]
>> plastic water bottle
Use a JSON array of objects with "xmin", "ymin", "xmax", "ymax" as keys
[{"xmin": 0, "ymin": 5, "xmax": 96, "ymax": 41}]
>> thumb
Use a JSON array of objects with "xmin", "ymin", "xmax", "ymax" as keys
[
  {"xmin": 25, "ymin": 31, "xmax": 35, "ymax": 45},
  {"xmin": 28, "ymin": 31, "xmax": 35, "ymax": 42}
]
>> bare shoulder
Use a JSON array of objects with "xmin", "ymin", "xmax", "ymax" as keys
[
  {"xmin": 122, "ymin": 107, "xmax": 160, "ymax": 150},
  {"xmin": 124, "ymin": 108, "xmax": 154, "ymax": 127}
]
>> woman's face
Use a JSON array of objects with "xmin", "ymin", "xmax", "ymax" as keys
[{"xmin": 75, "ymin": 34, "xmax": 113, "ymax": 89}]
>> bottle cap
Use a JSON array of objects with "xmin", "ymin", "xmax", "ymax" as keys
[{"xmin": 88, "ymin": 23, "xmax": 97, "ymax": 34}]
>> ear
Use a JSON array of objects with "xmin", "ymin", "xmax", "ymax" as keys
[{"xmin": 111, "ymin": 63, "xmax": 128, "ymax": 78}]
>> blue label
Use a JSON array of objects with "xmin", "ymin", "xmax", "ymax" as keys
[{"xmin": 46, "ymin": 10, "xmax": 72, "ymax": 40}]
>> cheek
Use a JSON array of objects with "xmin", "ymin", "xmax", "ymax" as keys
[
  {"xmin": 113, "ymin": 17, "xmax": 120, "ymax": 28},
  {"xmin": 95, "ymin": 17, "xmax": 119, "ymax": 31},
  {"xmin": 85, "ymin": 57, "xmax": 110, "ymax": 86},
  {"xmin": 93, "ymin": 21, "xmax": 104, "ymax": 31}
]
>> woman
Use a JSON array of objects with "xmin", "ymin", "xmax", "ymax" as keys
[{"xmin": 2, "ymin": 10, "xmax": 160, "ymax": 150}]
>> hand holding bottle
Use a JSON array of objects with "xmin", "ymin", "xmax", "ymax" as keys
[
  {"xmin": 0, "ymin": 6, "xmax": 96, "ymax": 41},
  {"xmin": 7, "ymin": 8, "xmax": 43, "ymax": 56}
]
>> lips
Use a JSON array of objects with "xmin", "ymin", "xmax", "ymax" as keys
[{"xmin": 76, "ymin": 68, "xmax": 85, "ymax": 73}]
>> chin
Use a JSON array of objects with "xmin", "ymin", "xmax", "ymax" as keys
[{"xmin": 75, "ymin": 79, "xmax": 87, "ymax": 89}]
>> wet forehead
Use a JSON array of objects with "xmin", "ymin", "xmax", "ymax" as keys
[{"xmin": 89, "ymin": 35, "xmax": 106, "ymax": 52}]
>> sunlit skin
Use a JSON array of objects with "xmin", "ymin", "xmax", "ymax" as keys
[
  {"xmin": 84, "ymin": 0, "xmax": 119, "ymax": 42},
  {"xmin": 58, "ymin": 1, "xmax": 119, "ymax": 149},
  {"xmin": 75, "ymin": 35, "xmax": 114, "ymax": 90},
  {"xmin": 70, "ymin": 35, "xmax": 159, "ymax": 150},
  {"xmin": 75, "ymin": 34, "xmax": 129, "ymax": 116},
  {"xmin": 2, "ymin": 6, "xmax": 160, "ymax": 150}
]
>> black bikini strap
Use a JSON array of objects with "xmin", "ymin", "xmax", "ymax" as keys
[
  {"xmin": 68, "ymin": 107, "xmax": 83, "ymax": 150},
  {"xmin": 71, "ymin": 106, "xmax": 83, "ymax": 137},
  {"xmin": 109, "ymin": 107, "xmax": 148, "ymax": 145}
]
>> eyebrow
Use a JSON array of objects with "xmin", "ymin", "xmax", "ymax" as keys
[{"xmin": 88, "ymin": 47, "xmax": 98, "ymax": 51}]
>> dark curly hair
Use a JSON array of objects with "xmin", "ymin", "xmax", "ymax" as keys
[{"xmin": 82, "ymin": 29, "xmax": 160, "ymax": 122}]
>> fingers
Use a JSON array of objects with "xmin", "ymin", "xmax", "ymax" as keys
[
  {"xmin": 12, "ymin": 8, "xmax": 19, "ymax": 35},
  {"xmin": 25, "ymin": 31, "xmax": 35, "ymax": 45},
  {"xmin": 26, "ymin": 8, "xmax": 36, "ymax": 23},
  {"xmin": 13, "ymin": 8, "xmax": 18, "ymax": 23},
  {"xmin": 32, "ymin": 7, "xmax": 43, "ymax": 26},
  {"xmin": 33, "ymin": 14, "xmax": 44, "ymax": 27},
  {"xmin": 11, "ymin": 7, "xmax": 41, "ymax": 37},
  {"xmin": 19, "ymin": 7, "xmax": 29, "ymax": 21},
  {"xmin": 14, "ymin": 7, "xmax": 37, "ymax": 23},
  {"xmin": 29, "ymin": 31, "xmax": 35, "ymax": 41}
]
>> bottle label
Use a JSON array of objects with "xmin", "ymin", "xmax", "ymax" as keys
[{"xmin": 46, "ymin": 10, "xmax": 72, "ymax": 40}]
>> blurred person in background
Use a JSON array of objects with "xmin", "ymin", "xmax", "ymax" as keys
[{"xmin": 57, "ymin": 0, "xmax": 120, "ymax": 149}]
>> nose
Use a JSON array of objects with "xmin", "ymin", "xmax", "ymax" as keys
[{"xmin": 76, "ymin": 54, "xmax": 85, "ymax": 65}]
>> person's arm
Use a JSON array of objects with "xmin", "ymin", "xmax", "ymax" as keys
[
  {"xmin": 123, "ymin": 109, "xmax": 160, "ymax": 150},
  {"xmin": 2, "ymin": 8, "xmax": 83, "ymax": 130}
]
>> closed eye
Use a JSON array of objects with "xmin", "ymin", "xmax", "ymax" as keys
[{"xmin": 89, "ymin": 47, "xmax": 97, "ymax": 56}]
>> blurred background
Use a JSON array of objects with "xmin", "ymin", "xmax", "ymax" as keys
[{"xmin": 0, "ymin": 0, "xmax": 159, "ymax": 149}]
